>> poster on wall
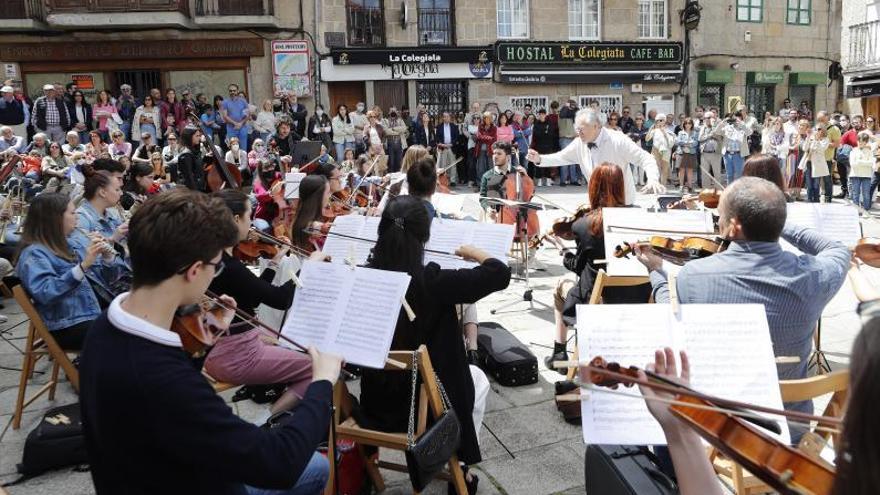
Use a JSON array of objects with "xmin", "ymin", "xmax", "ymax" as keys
[
  {"xmin": 71, "ymin": 74, "xmax": 95, "ymax": 91},
  {"xmin": 272, "ymin": 40, "xmax": 311, "ymax": 97}
]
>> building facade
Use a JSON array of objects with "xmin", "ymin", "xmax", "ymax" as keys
[
  {"xmin": 841, "ymin": 0, "xmax": 880, "ymax": 118},
  {"xmin": 687, "ymin": 0, "xmax": 841, "ymax": 118},
  {"xmin": 0, "ymin": 0, "xmax": 313, "ymax": 108},
  {"xmin": 316, "ymin": 0, "xmax": 688, "ymax": 117}
]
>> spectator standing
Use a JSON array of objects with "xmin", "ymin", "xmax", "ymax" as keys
[
  {"xmin": 850, "ymin": 131, "xmax": 875, "ymax": 215},
  {"xmin": 221, "ymin": 84, "xmax": 250, "ymax": 151},
  {"xmin": 646, "ymin": 114, "xmax": 674, "ymax": 186},
  {"xmin": 253, "ymin": 99, "xmax": 276, "ymax": 145},
  {"xmin": 716, "ymin": 111, "xmax": 749, "ymax": 184},
  {"xmin": 413, "ymin": 112, "xmax": 436, "ymax": 153},
  {"xmin": 474, "ymin": 112, "xmax": 496, "ymax": 183},
  {"xmin": 495, "ymin": 113, "xmax": 513, "ymax": 146},
  {"xmin": 802, "ymin": 125, "xmax": 831, "ymax": 203},
  {"xmin": 557, "ymin": 100, "xmax": 579, "ymax": 186},
  {"xmin": 331, "ymin": 104, "xmax": 355, "ymax": 160},
  {"xmin": 93, "ymin": 90, "xmax": 117, "ymax": 142},
  {"xmin": 350, "ymin": 102, "xmax": 368, "ymax": 155},
  {"xmin": 675, "ymin": 118, "xmax": 699, "ymax": 192},
  {"xmin": 115, "ymin": 84, "xmax": 138, "ymax": 141},
  {"xmin": 384, "ymin": 108, "xmax": 408, "ymax": 173},
  {"xmin": 132, "ymin": 95, "xmax": 160, "ymax": 146},
  {"xmin": 32, "ymin": 84, "xmax": 70, "ymax": 143},
  {"xmin": 0, "ymin": 85, "xmax": 26, "ymax": 139},
  {"xmin": 307, "ymin": 104, "xmax": 333, "ymax": 157},
  {"xmin": 66, "ymin": 90, "xmax": 92, "ymax": 145},
  {"xmin": 212, "ymin": 96, "xmax": 226, "ymax": 148},
  {"xmin": 619, "ymin": 106, "xmax": 635, "ymax": 134},
  {"xmin": 159, "ymin": 88, "xmax": 186, "ymax": 138},
  {"xmin": 435, "ymin": 112, "xmax": 460, "ymax": 184},
  {"xmin": 532, "ymin": 109, "xmax": 556, "ymax": 187}
]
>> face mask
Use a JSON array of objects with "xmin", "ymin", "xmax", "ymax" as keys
[{"xmin": 316, "ymin": 110, "xmax": 324, "ymax": 116}]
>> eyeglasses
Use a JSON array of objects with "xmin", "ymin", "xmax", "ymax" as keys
[
  {"xmin": 177, "ymin": 258, "xmax": 225, "ymax": 278},
  {"xmin": 168, "ymin": 138, "xmax": 177, "ymax": 141}
]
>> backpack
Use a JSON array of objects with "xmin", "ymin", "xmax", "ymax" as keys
[
  {"xmin": 836, "ymin": 143, "xmax": 853, "ymax": 164},
  {"xmin": 17, "ymin": 403, "xmax": 88, "ymax": 477}
]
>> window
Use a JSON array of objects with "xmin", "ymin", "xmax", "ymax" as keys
[
  {"xmin": 419, "ymin": 0, "xmax": 454, "ymax": 46},
  {"xmin": 569, "ymin": 0, "xmax": 600, "ymax": 40},
  {"xmin": 578, "ymin": 95, "xmax": 623, "ymax": 116},
  {"xmin": 509, "ymin": 96, "xmax": 548, "ymax": 113},
  {"xmin": 497, "ymin": 0, "xmax": 529, "ymax": 39},
  {"xmin": 417, "ymin": 81, "xmax": 468, "ymax": 116},
  {"xmin": 638, "ymin": 0, "xmax": 667, "ymax": 39},
  {"xmin": 788, "ymin": 85, "xmax": 815, "ymax": 115},
  {"xmin": 346, "ymin": 0, "xmax": 385, "ymax": 47},
  {"xmin": 786, "ymin": 0, "xmax": 810, "ymax": 25},
  {"xmin": 736, "ymin": 0, "xmax": 762, "ymax": 23},
  {"xmin": 698, "ymin": 85, "xmax": 725, "ymax": 111},
  {"xmin": 745, "ymin": 86, "xmax": 774, "ymax": 116}
]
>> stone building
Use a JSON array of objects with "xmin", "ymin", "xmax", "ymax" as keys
[
  {"xmin": 841, "ymin": 0, "xmax": 880, "ymax": 118},
  {"xmin": 686, "ymin": 0, "xmax": 841, "ymax": 118},
  {"xmin": 0, "ymin": 0, "xmax": 312, "ymax": 107},
  {"xmin": 316, "ymin": 0, "xmax": 688, "ymax": 118}
]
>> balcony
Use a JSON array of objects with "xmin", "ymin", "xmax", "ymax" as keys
[
  {"xmin": 847, "ymin": 20, "xmax": 880, "ymax": 74},
  {"xmin": 418, "ymin": 8, "xmax": 454, "ymax": 46},
  {"xmin": 46, "ymin": 0, "xmax": 191, "ymax": 29},
  {"xmin": 194, "ymin": 0, "xmax": 279, "ymax": 27},
  {"xmin": 347, "ymin": 5, "xmax": 385, "ymax": 47},
  {"xmin": 0, "ymin": 0, "xmax": 47, "ymax": 31}
]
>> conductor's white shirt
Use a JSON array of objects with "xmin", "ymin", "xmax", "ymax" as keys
[{"xmin": 536, "ymin": 127, "xmax": 659, "ymax": 205}]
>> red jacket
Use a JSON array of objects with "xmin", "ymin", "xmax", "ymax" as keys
[{"xmin": 474, "ymin": 124, "xmax": 497, "ymax": 157}]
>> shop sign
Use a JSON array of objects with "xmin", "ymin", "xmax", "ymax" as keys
[
  {"xmin": 71, "ymin": 74, "xmax": 94, "ymax": 90},
  {"xmin": 271, "ymin": 40, "xmax": 311, "ymax": 97},
  {"xmin": 0, "ymin": 39, "xmax": 264, "ymax": 62},
  {"xmin": 495, "ymin": 42, "xmax": 682, "ymax": 65},
  {"xmin": 499, "ymin": 71, "xmax": 682, "ymax": 84},
  {"xmin": 849, "ymin": 82, "xmax": 880, "ymax": 98},
  {"xmin": 331, "ymin": 46, "xmax": 492, "ymax": 65},
  {"xmin": 746, "ymin": 72, "xmax": 784, "ymax": 85}
]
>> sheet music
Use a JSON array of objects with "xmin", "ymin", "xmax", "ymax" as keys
[
  {"xmin": 284, "ymin": 172, "xmax": 306, "ymax": 200},
  {"xmin": 602, "ymin": 208, "xmax": 714, "ymax": 276},
  {"xmin": 280, "ymin": 261, "xmax": 410, "ymax": 368},
  {"xmin": 579, "ymin": 304, "xmax": 789, "ymax": 446},
  {"xmin": 321, "ymin": 215, "xmax": 381, "ymax": 264},
  {"xmin": 782, "ymin": 203, "xmax": 861, "ymax": 253},
  {"xmin": 425, "ymin": 220, "xmax": 514, "ymax": 270}
]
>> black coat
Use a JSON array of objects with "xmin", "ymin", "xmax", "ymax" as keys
[
  {"xmin": 358, "ymin": 259, "xmax": 511, "ymax": 465},
  {"xmin": 434, "ymin": 122, "xmax": 459, "ymax": 148},
  {"xmin": 412, "ymin": 124, "xmax": 436, "ymax": 151},
  {"xmin": 66, "ymin": 101, "xmax": 93, "ymax": 131},
  {"xmin": 531, "ymin": 120, "xmax": 556, "ymax": 154},
  {"xmin": 177, "ymin": 149, "xmax": 206, "ymax": 191}
]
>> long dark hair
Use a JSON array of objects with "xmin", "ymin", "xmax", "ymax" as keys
[
  {"xmin": 833, "ymin": 318, "xmax": 880, "ymax": 494},
  {"xmin": 291, "ymin": 175, "xmax": 328, "ymax": 250},
  {"xmin": 124, "ymin": 162, "xmax": 153, "ymax": 194},
  {"xmin": 180, "ymin": 126, "xmax": 200, "ymax": 151},
  {"xmin": 19, "ymin": 193, "xmax": 73, "ymax": 261},
  {"xmin": 743, "ymin": 154, "xmax": 786, "ymax": 192},
  {"xmin": 213, "ymin": 188, "xmax": 250, "ymax": 218},
  {"xmin": 368, "ymin": 195, "xmax": 431, "ymax": 349},
  {"xmin": 336, "ymin": 104, "xmax": 350, "ymax": 124}
]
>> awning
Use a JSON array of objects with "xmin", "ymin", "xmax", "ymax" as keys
[
  {"xmin": 698, "ymin": 70, "xmax": 734, "ymax": 85},
  {"xmin": 789, "ymin": 72, "xmax": 826, "ymax": 86}
]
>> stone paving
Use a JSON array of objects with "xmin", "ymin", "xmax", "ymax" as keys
[{"xmin": 0, "ymin": 185, "xmax": 874, "ymax": 494}]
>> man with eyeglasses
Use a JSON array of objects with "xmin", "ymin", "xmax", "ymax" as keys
[
  {"xmin": 527, "ymin": 108, "xmax": 665, "ymax": 205},
  {"xmin": 778, "ymin": 98, "xmax": 793, "ymax": 118},
  {"xmin": 619, "ymin": 106, "xmax": 634, "ymax": 134},
  {"xmin": 117, "ymin": 84, "xmax": 139, "ymax": 141},
  {"xmin": 221, "ymin": 84, "xmax": 251, "ymax": 152}
]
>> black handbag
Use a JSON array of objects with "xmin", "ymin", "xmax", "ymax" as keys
[{"xmin": 404, "ymin": 350, "xmax": 461, "ymax": 492}]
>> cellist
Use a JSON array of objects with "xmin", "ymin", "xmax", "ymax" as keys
[{"xmin": 478, "ymin": 142, "xmax": 524, "ymax": 221}]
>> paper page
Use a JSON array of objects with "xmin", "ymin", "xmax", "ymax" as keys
[
  {"xmin": 469, "ymin": 223, "xmax": 516, "ymax": 262},
  {"xmin": 578, "ymin": 305, "xmax": 678, "ymax": 445},
  {"xmin": 783, "ymin": 203, "xmax": 861, "ymax": 254},
  {"xmin": 280, "ymin": 262, "xmax": 410, "ymax": 368},
  {"xmin": 579, "ymin": 304, "xmax": 789, "ymax": 445},
  {"xmin": 321, "ymin": 215, "xmax": 381, "ymax": 265},
  {"xmin": 425, "ymin": 219, "xmax": 514, "ymax": 269},
  {"xmin": 284, "ymin": 172, "xmax": 306, "ymax": 200}
]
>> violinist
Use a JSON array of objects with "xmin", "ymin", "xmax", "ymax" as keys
[
  {"xmin": 252, "ymin": 158, "xmax": 284, "ymax": 233},
  {"xmin": 177, "ymin": 125, "xmax": 207, "ymax": 191},
  {"xmin": 376, "ymin": 145, "xmax": 430, "ymax": 213},
  {"xmin": 79, "ymin": 189, "xmax": 341, "ymax": 494},
  {"xmin": 204, "ymin": 189, "xmax": 319, "ymax": 417},
  {"xmin": 634, "ymin": 177, "xmax": 849, "ymax": 439},
  {"xmin": 545, "ymin": 163, "xmax": 651, "ymax": 372},
  {"xmin": 478, "ymin": 141, "xmax": 524, "ymax": 216},
  {"xmin": 289, "ymin": 174, "xmax": 331, "ymax": 253}
]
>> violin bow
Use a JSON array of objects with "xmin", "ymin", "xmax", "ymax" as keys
[
  {"xmin": 347, "ymin": 155, "xmax": 382, "ymax": 208},
  {"xmin": 304, "ymin": 228, "xmax": 463, "ymax": 259}
]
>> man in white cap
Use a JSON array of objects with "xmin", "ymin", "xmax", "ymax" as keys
[
  {"xmin": 32, "ymin": 83, "xmax": 70, "ymax": 143},
  {"xmin": 0, "ymin": 85, "xmax": 26, "ymax": 139}
]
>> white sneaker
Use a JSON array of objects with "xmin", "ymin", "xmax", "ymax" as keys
[{"xmin": 0, "ymin": 314, "xmax": 9, "ymax": 324}]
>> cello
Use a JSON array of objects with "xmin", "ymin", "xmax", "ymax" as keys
[
  {"xmin": 187, "ymin": 111, "xmax": 241, "ymax": 190},
  {"xmin": 497, "ymin": 149, "xmax": 540, "ymax": 242}
]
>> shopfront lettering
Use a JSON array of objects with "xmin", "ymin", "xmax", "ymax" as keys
[
  {"xmin": 0, "ymin": 39, "xmax": 263, "ymax": 62},
  {"xmin": 497, "ymin": 42, "xmax": 682, "ymax": 65},
  {"xmin": 381, "ymin": 62, "xmax": 441, "ymax": 79},
  {"xmin": 504, "ymin": 46, "xmax": 557, "ymax": 63}
]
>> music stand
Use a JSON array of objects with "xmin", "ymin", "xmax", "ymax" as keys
[
  {"xmin": 486, "ymin": 197, "xmax": 551, "ymax": 315},
  {"xmin": 291, "ymin": 141, "xmax": 323, "ymax": 168}
]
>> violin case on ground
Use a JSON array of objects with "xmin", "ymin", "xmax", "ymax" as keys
[
  {"xmin": 584, "ymin": 445, "xmax": 679, "ymax": 495},
  {"xmin": 16, "ymin": 403, "xmax": 88, "ymax": 477},
  {"xmin": 476, "ymin": 322, "xmax": 538, "ymax": 386}
]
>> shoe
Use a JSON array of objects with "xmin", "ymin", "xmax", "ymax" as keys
[
  {"xmin": 559, "ymin": 182, "xmax": 567, "ymax": 187},
  {"xmin": 544, "ymin": 350, "xmax": 569, "ymax": 375},
  {"xmin": 467, "ymin": 349, "xmax": 480, "ymax": 367},
  {"xmin": 449, "ymin": 466, "xmax": 479, "ymax": 495}
]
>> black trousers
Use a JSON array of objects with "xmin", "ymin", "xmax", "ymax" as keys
[
  {"xmin": 837, "ymin": 160, "xmax": 849, "ymax": 193},
  {"xmin": 52, "ymin": 320, "xmax": 93, "ymax": 351}
]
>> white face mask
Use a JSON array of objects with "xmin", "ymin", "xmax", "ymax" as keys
[{"xmin": 316, "ymin": 110, "xmax": 324, "ymax": 116}]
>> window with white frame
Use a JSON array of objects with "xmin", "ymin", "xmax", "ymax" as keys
[
  {"xmin": 509, "ymin": 96, "xmax": 548, "ymax": 113},
  {"xmin": 638, "ymin": 0, "xmax": 667, "ymax": 39},
  {"xmin": 569, "ymin": 0, "xmax": 600, "ymax": 40},
  {"xmin": 578, "ymin": 95, "xmax": 623, "ymax": 117},
  {"xmin": 497, "ymin": 0, "xmax": 530, "ymax": 39}
]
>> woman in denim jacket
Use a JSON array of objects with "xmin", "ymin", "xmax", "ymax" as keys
[
  {"xmin": 17, "ymin": 193, "xmax": 112, "ymax": 350},
  {"xmin": 76, "ymin": 168, "xmax": 127, "ymax": 246}
]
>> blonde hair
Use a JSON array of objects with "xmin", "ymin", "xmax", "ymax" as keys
[{"xmin": 401, "ymin": 145, "xmax": 429, "ymax": 173}]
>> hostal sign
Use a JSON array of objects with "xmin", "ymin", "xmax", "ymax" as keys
[{"xmin": 496, "ymin": 42, "xmax": 683, "ymax": 65}]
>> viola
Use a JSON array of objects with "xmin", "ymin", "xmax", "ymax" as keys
[
  {"xmin": 614, "ymin": 235, "xmax": 729, "ymax": 265},
  {"xmin": 171, "ymin": 299, "xmax": 229, "ymax": 356},
  {"xmin": 585, "ymin": 356, "xmax": 836, "ymax": 495},
  {"xmin": 496, "ymin": 150, "xmax": 540, "ymax": 241},
  {"xmin": 234, "ymin": 240, "xmax": 279, "ymax": 262}
]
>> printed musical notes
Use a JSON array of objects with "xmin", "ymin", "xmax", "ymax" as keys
[
  {"xmin": 782, "ymin": 203, "xmax": 861, "ymax": 253},
  {"xmin": 280, "ymin": 261, "xmax": 410, "ymax": 368}
]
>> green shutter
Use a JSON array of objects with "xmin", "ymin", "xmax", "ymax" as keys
[
  {"xmin": 789, "ymin": 72, "xmax": 825, "ymax": 86},
  {"xmin": 699, "ymin": 70, "xmax": 735, "ymax": 84}
]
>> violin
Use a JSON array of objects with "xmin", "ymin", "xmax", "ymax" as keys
[
  {"xmin": 171, "ymin": 299, "xmax": 230, "ymax": 356},
  {"xmin": 667, "ymin": 188, "xmax": 721, "ymax": 210},
  {"xmin": 585, "ymin": 356, "xmax": 836, "ymax": 495},
  {"xmin": 496, "ymin": 149, "xmax": 540, "ymax": 241},
  {"xmin": 853, "ymin": 238, "xmax": 880, "ymax": 268},
  {"xmin": 614, "ymin": 235, "xmax": 729, "ymax": 265},
  {"xmin": 530, "ymin": 205, "xmax": 592, "ymax": 249},
  {"xmin": 234, "ymin": 240, "xmax": 279, "ymax": 262}
]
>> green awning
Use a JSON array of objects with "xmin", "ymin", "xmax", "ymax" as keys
[
  {"xmin": 699, "ymin": 70, "xmax": 735, "ymax": 84},
  {"xmin": 746, "ymin": 71, "xmax": 784, "ymax": 85},
  {"xmin": 789, "ymin": 72, "xmax": 826, "ymax": 86}
]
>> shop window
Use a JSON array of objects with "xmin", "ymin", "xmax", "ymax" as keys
[
  {"xmin": 569, "ymin": 0, "xmax": 600, "ymax": 40},
  {"xmin": 416, "ymin": 80, "xmax": 468, "ymax": 116},
  {"xmin": 637, "ymin": 0, "xmax": 667, "ymax": 39},
  {"xmin": 788, "ymin": 85, "xmax": 815, "ymax": 115},
  {"xmin": 115, "ymin": 70, "xmax": 162, "ymax": 100},
  {"xmin": 786, "ymin": 0, "xmax": 810, "ymax": 25},
  {"xmin": 698, "ymin": 85, "xmax": 725, "ymax": 111},
  {"xmin": 497, "ymin": 0, "xmax": 529, "ymax": 39},
  {"xmin": 745, "ymin": 86, "xmax": 774, "ymax": 116},
  {"xmin": 419, "ymin": 0, "xmax": 454, "ymax": 46},
  {"xmin": 509, "ymin": 96, "xmax": 548, "ymax": 113},
  {"xmin": 736, "ymin": 0, "xmax": 762, "ymax": 23},
  {"xmin": 347, "ymin": 0, "xmax": 385, "ymax": 47},
  {"xmin": 578, "ymin": 95, "xmax": 623, "ymax": 116}
]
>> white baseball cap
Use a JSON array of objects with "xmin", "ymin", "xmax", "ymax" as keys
[
  {"xmin": 42, "ymin": 84, "xmax": 54, "ymax": 91},
  {"xmin": 0, "ymin": 86, "xmax": 13, "ymax": 93}
]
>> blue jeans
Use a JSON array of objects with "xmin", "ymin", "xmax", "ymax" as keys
[
  {"xmin": 724, "ymin": 152, "xmax": 744, "ymax": 184},
  {"xmin": 120, "ymin": 121, "xmax": 132, "ymax": 141},
  {"xmin": 805, "ymin": 162, "xmax": 833, "ymax": 203},
  {"xmin": 244, "ymin": 452, "xmax": 329, "ymax": 495},
  {"xmin": 334, "ymin": 142, "xmax": 354, "ymax": 162},
  {"xmin": 558, "ymin": 137, "xmax": 578, "ymax": 184},
  {"xmin": 852, "ymin": 177, "xmax": 873, "ymax": 210},
  {"xmin": 227, "ymin": 125, "xmax": 249, "ymax": 152}
]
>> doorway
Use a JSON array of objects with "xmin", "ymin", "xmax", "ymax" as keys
[
  {"xmin": 329, "ymin": 82, "xmax": 366, "ymax": 115},
  {"xmin": 374, "ymin": 81, "xmax": 408, "ymax": 112},
  {"xmin": 112, "ymin": 70, "xmax": 162, "ymax": 100}
]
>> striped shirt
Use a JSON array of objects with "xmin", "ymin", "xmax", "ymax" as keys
[{"xmin": 649, "ymin": 224, "xmax": 850, "ymax": 417}]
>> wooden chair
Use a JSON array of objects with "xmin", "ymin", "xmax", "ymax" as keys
[
  {"xmin": 325, "ymin": 345, "xmax": 469, "ymax": 495},
  {"xmin": 710, "ymin": 369, "xmax": 849, "ymax": 495},
  {"xmin": 12, "ymin": 285, "xmax": 80, "ymax": 430},
  {"xmin": 565, "ymin": 270, "xmax": 651, "ymax": 380}
]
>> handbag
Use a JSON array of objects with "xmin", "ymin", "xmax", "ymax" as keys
[{"xmin": 404, "ymin": 350, "xmax": 461, "ymax": 492}]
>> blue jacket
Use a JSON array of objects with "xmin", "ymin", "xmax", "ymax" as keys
[
  {"xmin": 76, "ymin": 201, "xmax": 124, "ymax": 240},
  {"xmin": 513, "ymin": 122, "xmax": 533, "ymax": 155},
  {"xmin": 17, "ymin": 242, "xmax": 102, "ymax": 331}
]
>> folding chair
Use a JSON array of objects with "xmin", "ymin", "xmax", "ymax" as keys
[
  {"xmin": 12, "ymin": 285, "xmax": 80, "ymax": 430},
  {"xmin": 710, "ymin": 369, "xmax": 849, "ymax": 495},
  {"xmin": 325, "ymin": 345, "xmax": 469, "ymax": 495},
  {"xmin": 565, "ymin": 270, "xmax": 651, "ymax": 380}
]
